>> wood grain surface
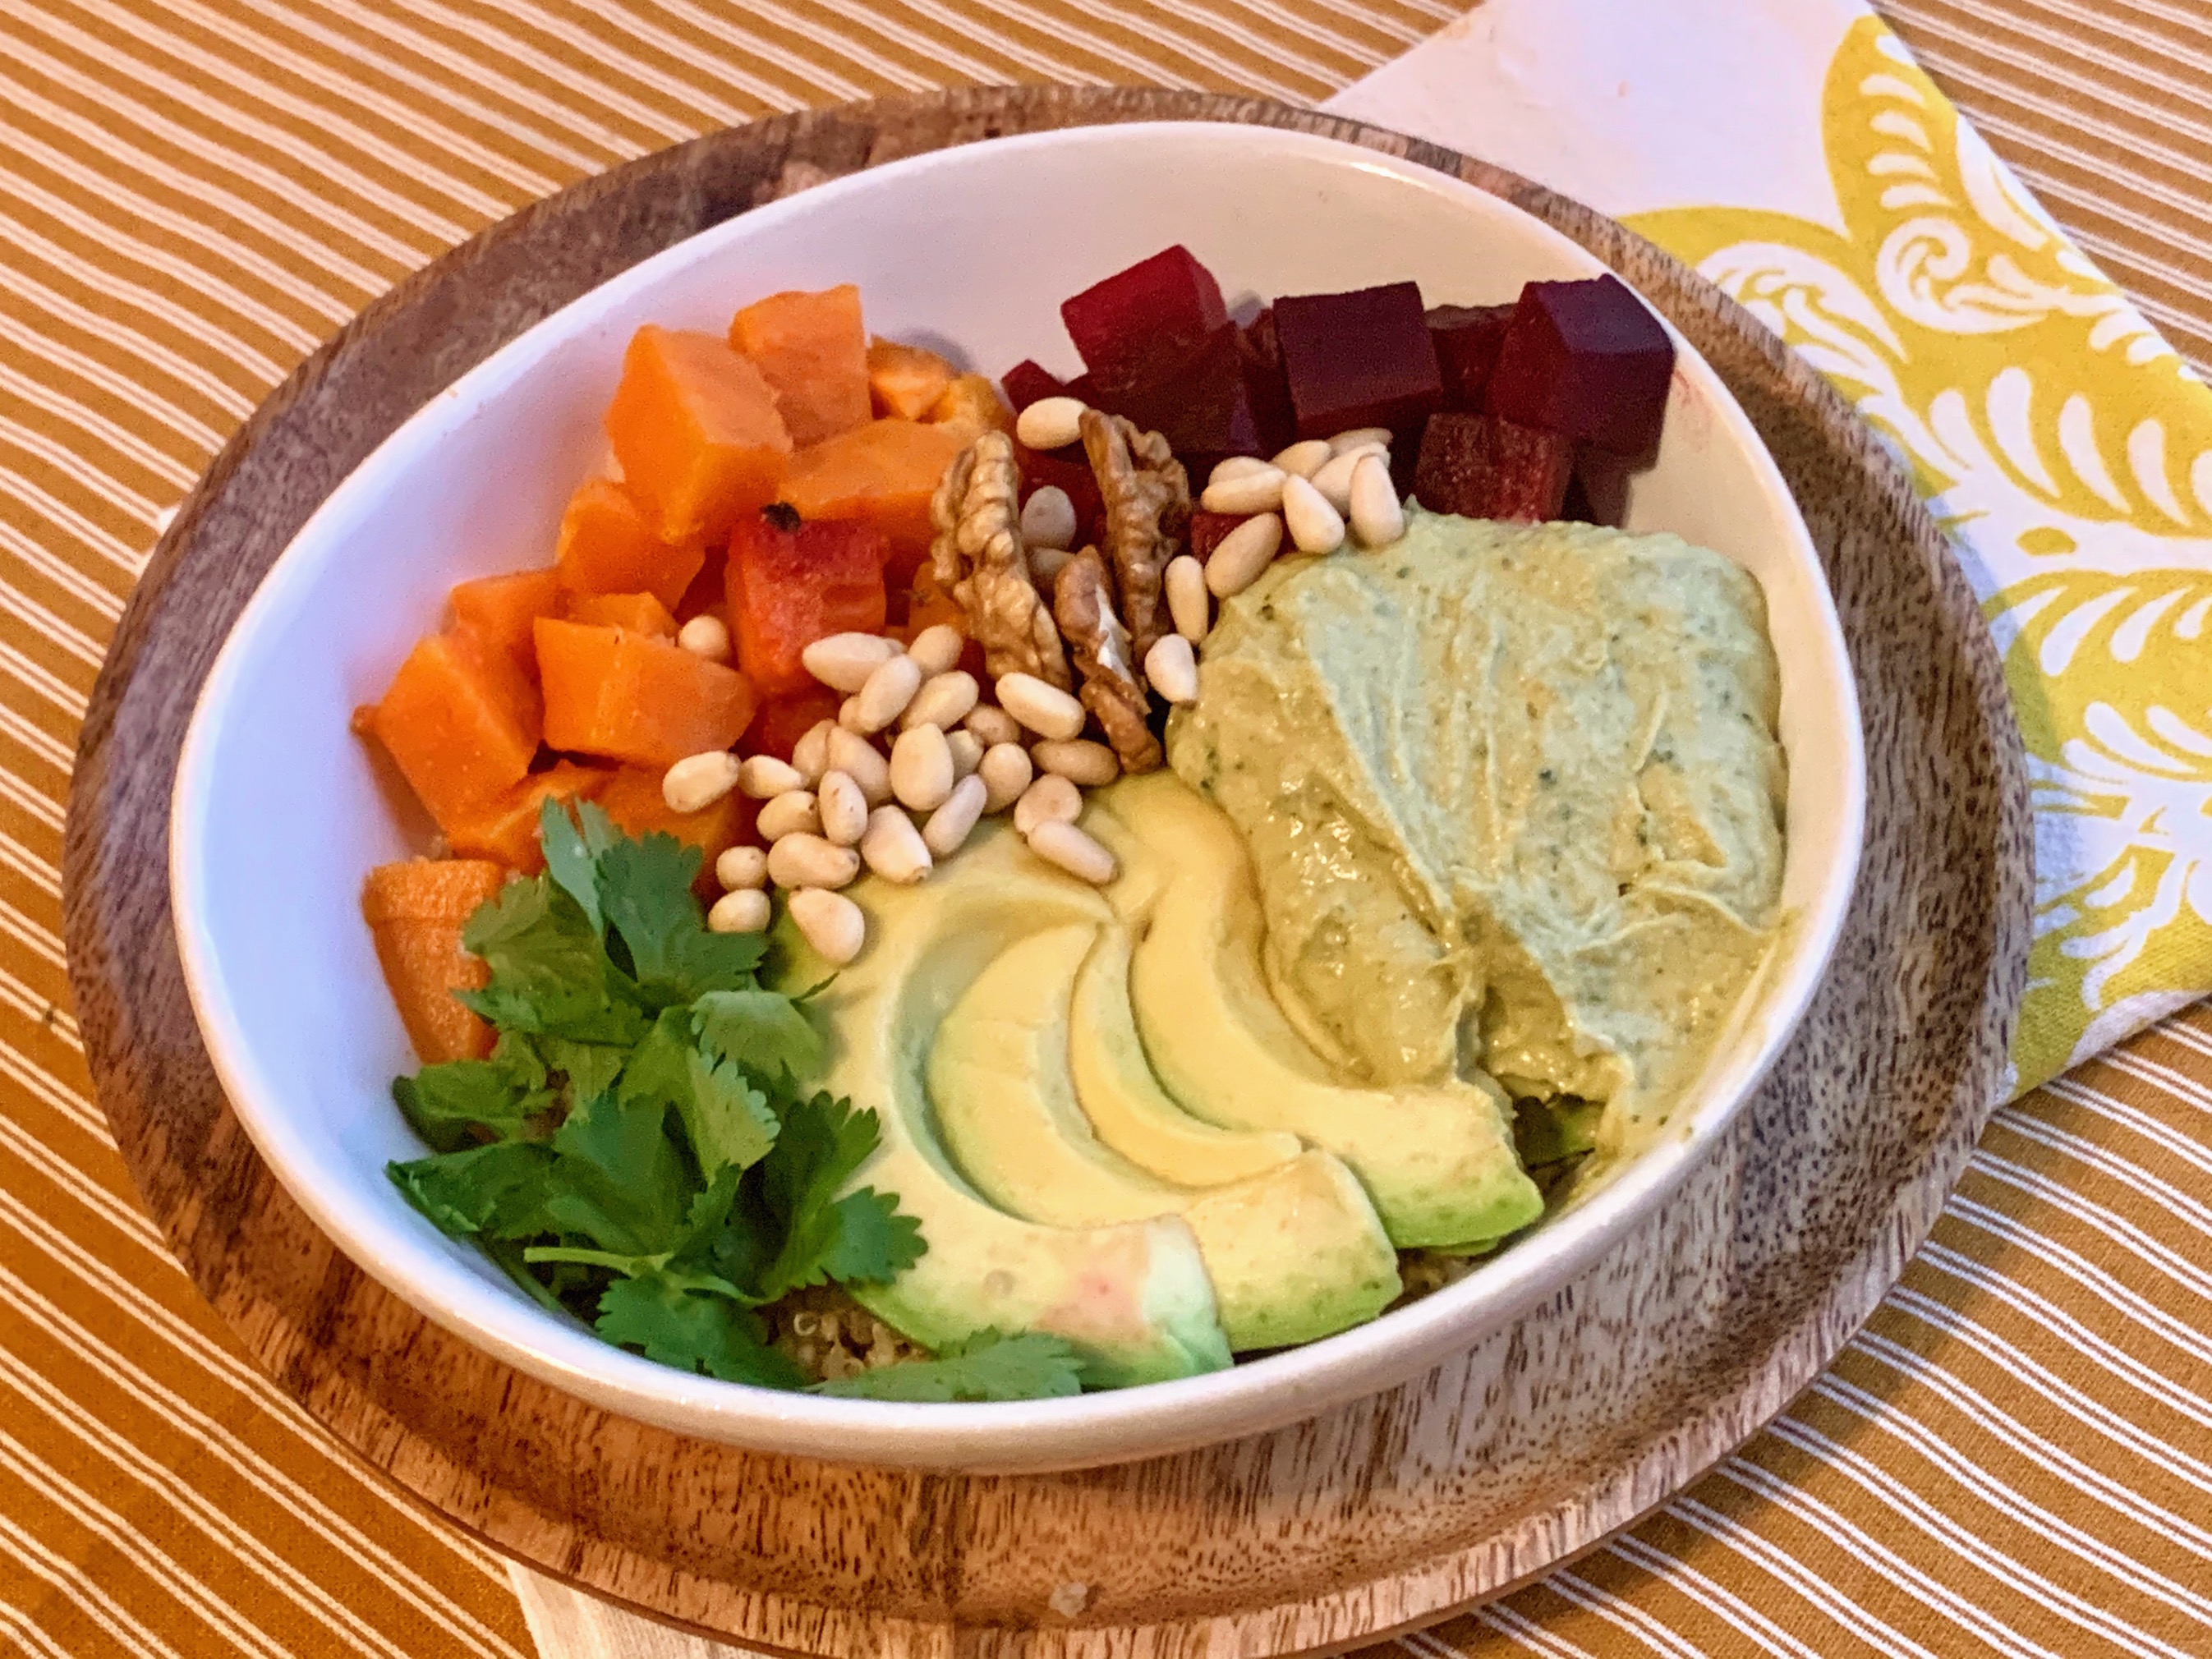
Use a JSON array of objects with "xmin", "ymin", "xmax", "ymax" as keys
[{"xmin": 60, "ymin": 87, "xmax": 2033, "ymax": 1657}]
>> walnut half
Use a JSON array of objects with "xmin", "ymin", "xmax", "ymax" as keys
[
  {"xmin": 1053, "ymin": 547, "xmax": 1162, "ymax": 774},
  {"xmin": 929, "ymin": 430, "xmax": 1072, "ymax": 691},
  {"xmin": 1079, "ymin": 410, "xmax": 1188, "ymax": 667}
]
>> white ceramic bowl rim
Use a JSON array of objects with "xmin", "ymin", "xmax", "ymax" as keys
[{"xmin": 170, "ymin": 121, "xmax": 1865, "ymax": 1472}]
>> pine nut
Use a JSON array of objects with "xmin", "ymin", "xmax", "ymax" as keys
[
  {"xmin": 1270, "ymin": 439, "xmax": 1333, "ymax": 478},
  {"xmin": 662, "ymin": 751, "xmax": 739, "ymax": 815},
  {"xmin": 1145, "ymin": 633, "xmax": 1198, "ymax": 705},
  {"xmin": 946, "ymin": 728, "xmax": 983, "ymax": 779},
  {"xmin": 1282, "ymin": 474, "xmax": 1347, "ymax": 555},
  {"xmin": 1348, "ymin": 453, "xmax": 1405, "ymax": 549},
  {"xmin": 979, "ymin": 742, "xmax": 1034, "ymax": 813},
  {"xmin": 788, "ymin": 887, "xmax": 865, "ymax": 965},
  {"xmin": 791, "ymin": 719, "xmax": 835, "ymax": 785},
  {"xmin": 707, "ymin": 888, "xmax": 771, "ymax": 934},
  {"xmin": 817, "ymin": 770, "xmax": 869, "ymax": 847},
  {"xmin": 1027, "ymin": 819, "xmax": 1118, "ymax": 885},
  {"xmin": 859, "ymin": 804, "xmax": 932, "ymax": 885},
  {"xmin": 802, "ymin": 631, "xmax": 902, "ymax": 692},
  {"xmin": 715, "ymin": 844, "xmax": 768, "ymax": 890},
  {"xmin": 1199, "ymin": 466, "xmax": 1286, "ymax": 516},
  {"xmin": 900, "ymin": 669, "xmax": 980, "ymax": 732},
  {"xmin": 1013, "ymin": 773, "xmax": 1082, "ymax": 837},
  {"xmin": 1205, "ymin": 512, "xmax": 1285, "ymax": 598},
  {"xmin": 908, "ymin": 623, "xmax": 966, "ymax": 678},
  {"xmin": 890, "ymin": 724, "xmax": 956, "ymax": 811},
  {"xmin": 677, "ymin": 614, "xmax": 731, "ymax": 662},
  {"xmin": 1208, "ymin": 455, "xmax": 1275, "ymax": 485},
  {"xmin": 848, "ymin": 652, "xmax": 923, "ymax": 733},
  {"xmin": 1166, "ymin": 554, "xmax": 1210, "ymax": 641},
  {"xmin": 738, "ymin": 754, "xmax": 804, "ymax": 799},
  {"xmin": 964, "ymin": 704, "xmax": 1022, "ymax": 747},
  {"xmin": 768, "ymin": 831, "xmax": 860, "ymax": 889},
  {"xmin": 1032, "ymin": 738, "xmax": 1120, "ymax": 787},
  {"xmin": 1311, "ymin": 446, "xmax": 1382, "ymax": 513},
  {"xmin": 922, "ymin": 774, "xmax": 988, "ymax": 857},
  {"xmin": 1031, "ymin": 545, "xmax": 1072, "ymax": 587},
  {"xmin": 1329, "ymin": 426, "xmax": 1393, "ymax": 455},
  {"xmin": 757, "ymin": 789, "xmax": 822, "ymax": 842},
  {"xmin": 826, "ymin": 727, "xmax": 891, "ymax": 806},
  {"xmin": 1019, "ymin": 485, "xmax": 1078, "ymax": 551},
  {"xmin": 1015, "ymin": 395, "xmax": 1086, "ymax": 451},
  {"xmin": 996, "ymin": 671, "xmax": 1088, "ymax": 741}
]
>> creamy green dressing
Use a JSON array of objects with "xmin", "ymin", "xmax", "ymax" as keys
[{"xmin": 1166, "ymin": 511, "xmax": 1787, "ymax": 1156}]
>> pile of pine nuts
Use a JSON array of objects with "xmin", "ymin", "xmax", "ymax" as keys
[{"xmin": 662, "ymin": 621, "xmax": 1126, "ymax": 966}]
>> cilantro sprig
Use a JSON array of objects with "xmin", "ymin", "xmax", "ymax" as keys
[{"xmin": 384, "ymin": 798, "xmax": 1055, "ymax": 1397}]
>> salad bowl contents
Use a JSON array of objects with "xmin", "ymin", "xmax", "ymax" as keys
[{"xmin": 171, "ymin": 123, "xmax": 1861, "ymax": 1468}]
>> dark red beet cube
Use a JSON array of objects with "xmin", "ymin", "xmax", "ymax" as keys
[
  {"xmin": 1485, "ymin": 275, "xmax": 1675, "ymax": 457},
  {"xmin": 1061, "ymin": 245, "xmax": 1229, "ymax": 384},
  {"xmin": 1000, "ymin": 359, "xmax": 1069, "ymax": 413},
  {"xmin": 1017, "ymin": 444, "xmax": 1104, "ymax": 542},
  {"xmin": 1086, "ymin": 320, "xmax": 1262, "ymax": 461},
  {"xmin": 1237, "ymin": 308, "xmax": 1299, "ymax": 455},
  {"xmin": 1188, "ymin": 510, "xmax": 1244, "ymax": 565},
  {"xmin": 1273, "ymin": 281, "xmax": 1442, "ymax": 444},
  {"xmin": 1427, "ymin": 303, "xmax": 1516, "ymax": 412},
  {"xmin": 1411, "ymin": 412, "xmax": 1574, "ymax": 522},
  {"xmin": 1565, "ymin": 446, "xmax": 1635, "ymax": 527}
]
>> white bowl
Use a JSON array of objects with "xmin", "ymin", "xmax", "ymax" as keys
[{"xmin": 170, "ymin": 121, "xmax": 1864, "ymax": 1473}]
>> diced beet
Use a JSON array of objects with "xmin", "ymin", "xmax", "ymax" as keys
[
  {"xmin": 1018, "ymin": 444, "xmax": 1105, "ymax": 543},
  {"xmin": 1485, "ymin": 275, "xmax": 1675, "ymax": 457},
  {"xmin": 1411, "ymin": 412, "xmax": 1574, "ymax": 522},
  {"xmin": 1427, "ymin": 303, "xmax": 1516, "ymax": 412},
  {"xmin": 1188, "ymin": 510, "xmax": 1244, "ymax": 565},
  {"xmin": 1000, "ymin": 359, "xmax": 1069, "ymax": 413},
  {"xmin": 1566, "ymin": 446, "xmax": 1634, "ymax": 527},
  {"xmin": 1061, "ymin": 246, "xmax": 1229, "ymax": 384},
  {"xmin": 1086, "ymin": 321, "xmax": 1262, "ymax": 462},
  {"xmin": 1237, "ymin": 308, "xmax": 1299, "ymax": 455},
  {"xmin": 1273, "ymin": 282, "xmax": 1442, "ymax": 445}
]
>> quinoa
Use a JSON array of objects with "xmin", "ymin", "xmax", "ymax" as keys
[{"xmin": 766, "ymin": 1285, "xmax": 932, "ymax": 1384}]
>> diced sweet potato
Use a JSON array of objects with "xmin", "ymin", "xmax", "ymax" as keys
[
  {"xmin": 554, "ymin": 477, "xmax": 708, "ymax": 610},
  {"xmin": 1274, "ymin": 282, "xmax": 1442, "ymax": 444},
  {"xmin": 445, "ymin": 761, "xmax": 612, "ymax": 873},
  {"xmin": 1486, "ymin": 275, "xmax": 1676, "ymax": 457},
  {"xmin": 536, "ymin": 617, "xmax": 757, "ymax": 767},
  {"xmin": 561, "ymin": 590, "xmax": 678, "ymax": 636},
  {"xmin": 595, "ymin": 764, "xmax": 756, "ymax": 898},
  {"xmin": 745, "ymin": 687, "xmax": 843, "ymax": 762},
  {"xmin": 1000, "ymin": 359, "xmax": 1068, "ymax": 412},
  {"xmin": 868, "ymin": 338, "xmax": 958, "ymax": 420},
  {"xmin": 726, "ymin": 510, "xmax": 890, "ymax": 698},
  {"xmin": 729, "ymin": 286, "xmax": 871, "ymax": 448},
  {"xmin": 604, "ymin": 325, "xmax": 791, "ymax": 545},
  {"xmin": 1062, "ymin": 246, "xmax": 1227, "ymax": 384},
  {"xmin": 1428, "ymin": 302, "xmax": 1517, "ymax": 412},
  {"xmin": 1410, "ymin": 411, "xmax": 1575, "ymax": 522},
  {"xmin": 926, "ymin": 373, "xmax": 1014, "ymax": 439},
  {"xmin": 779, "ymin": 419, "xmax": 967, "ymax": 586},
  {"xmin": 370, "ymin": 628, "xmax": 543, "ymax": 836},
  {"xmin": 449, "ymin": 568, "xmax": 562, "ymax": 677},
  {"xmin": 906, "ymin": 562, "xmax": 966, "ymax": 638},
  {"xmin": 361, "ymin": 858, "xmax": 508, "ymax": 1064}
]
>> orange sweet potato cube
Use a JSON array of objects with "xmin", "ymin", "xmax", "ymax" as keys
[
  {"xmin": 361, "ymin": 858, "xmax": 508, "ymax": 1064},
  {"xmin": 867, "ymin": 338, "xmax": 958, "ymax": 421},
  {"xmin": 780, "ymin": 419, "xmax": 968, "ymax": 586},
  {"xmin": 369, "ymin": 628, "xmax": 543, "ymax": 836},
  {"xmin": 927, "ymin": 371, "xmax": 1014, "ymax": 437},
  {"xmin": 535, "ymin": 617, "xmax": 756, "ymax": 768},
  {"xmin": 729, "ymin": 285, "xmax": 871, "ymax": 448},
  {"xmin": 560, "ymin": 590, "xmax": 678, "ymax": 637},
  {"xmin": 595, "ymin": 764, "xmax": 756, "ymax": 898},
  {"xmin": 444, "ymin": 761, "xmax": 613, "ymax": 873},
  {"xmin": 554, "ymin": 477, "xmax": 708, "ymax": 610},
  {"xmin": 604, "ymin": 326, "xmax": 791, "ymax": 545},
  {"xmin": 449, "ymin": 568, "xmax": 562, "ymax": 677}
]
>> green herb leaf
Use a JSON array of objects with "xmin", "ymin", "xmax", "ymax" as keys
[
  {"xmin": 756, "ymin": 1094, "xmax": 922, "ymax": 1298},
  {"xmin": 455, "ymin": 876, "xmax": 649, "ymax": 1047},
  {"xmin": 388, "ymin": 1142, "xmax": 559, "ymax": 1238},
  {"xmin": 595, "ymin": 1271, "xmax": 807, "ymax": 1388},
  {"xmin": 618, "ymin": 1009, "xmax": 779, "ymax": 1181},
  {"xmin": 595, "ymin": 831, "xmax": 765, "ymax": 1004},
  {"xmin": 810, "ymin": 1332, "xmax": 1083, "ymax": 1402},
  {"xmin": 531, "ymin": 1035, "xmax": 628, "ymax": 1109},
  {"xmin": 391, "ymin": 1030, "xmax": 551, "ymax": 1150},
  {"xmin": 537, "ymin": 796, "xmax": 605, "ymax": 934},
  {"xmin": 545, "ymin": 1091, "xmax": 691, "ymax": 1256},
  {"xmin": 692, "ymin": 988, "xmax": 822, "ymax": 1090}
]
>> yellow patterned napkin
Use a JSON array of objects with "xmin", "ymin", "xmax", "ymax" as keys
[{"xmin": 1331, "ymin": 0, "xmax": 2212, "ymax": 1094}]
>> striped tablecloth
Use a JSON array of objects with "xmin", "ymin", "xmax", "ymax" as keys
[{"xmin": 5, "ymin": 2, "xmax": 2209, "ymax": 1655}]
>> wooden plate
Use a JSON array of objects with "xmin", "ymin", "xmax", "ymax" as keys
[{"xmin": 62, "ymin": 88, "xmax": 2030, "ymax": 1656}]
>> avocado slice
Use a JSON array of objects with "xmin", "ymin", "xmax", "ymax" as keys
[
  {"xmin": 931, "ymin": 924, "xmax": 1400, "ymax": 1350},
  {"xmin": 1091, "ymin": 776, "xmax": 1544, "ymax": 1250},
  {"xmin": 772, "ymin": 826, "xmax": 1230, "ymax": 1387},
  {"xmin": 1066, "ymin": 924, "xmax": 1305, "ymax": 1186}
]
